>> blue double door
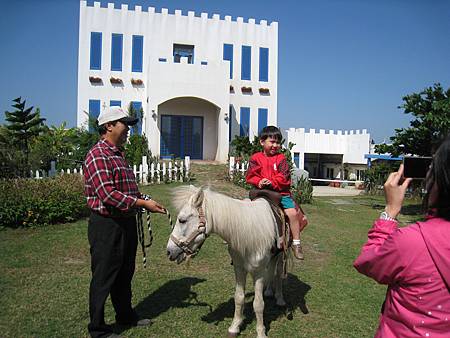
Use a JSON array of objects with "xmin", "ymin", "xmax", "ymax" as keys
[{"xmin": 160, "ymin": 115, "xmax": 203, "ymax": 159}]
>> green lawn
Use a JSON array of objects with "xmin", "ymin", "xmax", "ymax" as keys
[{"xmin": 0, "ymin": 165, "xmax": 423, "ymax": 337}]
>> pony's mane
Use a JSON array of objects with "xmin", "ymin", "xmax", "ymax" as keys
[
  {"xmin": 172, "ymin": 185, "xmax": 275, "ymax": 256},
  {"xmin": 171, "ymin": 185, "xmax": 200, "ymax": 211}
]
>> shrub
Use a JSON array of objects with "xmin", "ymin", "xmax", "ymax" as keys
[
  {"xmin": 364, "ymin": 162, "xmax": 400, "ymax": 195},
  {"xmin": 124, "ymin": 134, "xmax": 153, "ymax": 166},
  {"xmin": 0, "ymin": 174, "xmax": 88, "ymax": 228},
  {"xmin": 291, "ymin": 176, "xmax": 313, "ymax": 204},
  {"xmin": 230, "ymin": 135, "xmax": 262, "ymax": 161}
]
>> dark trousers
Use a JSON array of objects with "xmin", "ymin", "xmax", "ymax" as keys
[{"xmin": 87, "ymin": 212, "xmax": 138, "ymax": 338}]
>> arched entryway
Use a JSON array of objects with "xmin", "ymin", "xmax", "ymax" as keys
[{"xmin": 158, "ymin": 97, "xmax": 219, "ymax": 160}]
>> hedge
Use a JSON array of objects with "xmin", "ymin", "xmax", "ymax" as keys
[{"xmin": 0, "ymin": 174, "xmax": 88, "ymax": 228}]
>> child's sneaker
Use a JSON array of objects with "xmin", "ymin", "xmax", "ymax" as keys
[{"xmin": 292, "ymin": 243, "xmax": 304, "ymax": 260}]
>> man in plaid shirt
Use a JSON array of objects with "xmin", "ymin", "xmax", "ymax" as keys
[{"xmin": 84, "ymin": 106, "xmax": 165, "ymax": 338}]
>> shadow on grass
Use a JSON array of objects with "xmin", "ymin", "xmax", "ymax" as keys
[
  {"xmin": 401, "ymin": 203, "xmax": 424, "ymax": 216},
  {"xmin": 200, "ymin": 273, "xmax": 311, "ymax": 335},
  {"xmin": 115, "ymin": 277, "xmax": 210, "ymax": 334}
]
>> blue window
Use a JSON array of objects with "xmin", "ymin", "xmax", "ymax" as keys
[
  {"xmin": 294, "ymin": 153, "xmax": 300, "ymax": 168},
  {"xmin": 132, "ymin": 35, "xmax": 143, "ymax": 72},
  {"xmin": 158, "ymin": 58, "xmax": 167, "ymax": 62},
  {"xmin": 241, "ymin": 46, "xmax": 251, "ymax": 80},
  {"xmin": 173, "ymin": 44, "xmax": 194, "ymax": 64},
  {"xmin": 240, "ymin": 107, "xmax": 250, "ymax": 137},
  {"xmin": 90, "ymin": 32, "xmax": 102, "ymax": 70},
  {"xmin": 259, "ymin": 47, "xmax": 269, "ymax": 82},
  {"xmin": 201, "ymin": 61, "xmax": 208, "ymax": 65},
  {"xmin": 258, "ymin": 108, "xmax": 268, "ymax": 134},
  {"xmin": 110, "ymin": 100, "xmax": 121, "ymax": 107},
  {"xmin": 111, "ymin": 33, "xmax": 123, "ymax": 71},
  {"xmin": 223, "ymin": 44, "xmax": 233, "ymax": 79},
  {"xmin": 131, "ymin": 101, "xmax": 142, "ymax": 135},
  {"xmin": 89, "ymin": 99, "xmax": 101, "ymax": 132}
]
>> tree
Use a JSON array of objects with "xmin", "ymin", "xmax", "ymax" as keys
[
  {"xmin": 127, "ymin": 102, "xmax": 143, "ymax": 135},
  {"xmin": 125, "ymin": 134, "xmax": 152, "ymax": 165},
  {"xmin": 29, "ymin": 123, "xmax": 83, "ymax": 170},
  {"xmin": 3, "ymin": 97, "xmax": 46, "ymax": 176},
  {"xmin": 375, "ymin": 83, "xmax": 450, "ymax": 156}
]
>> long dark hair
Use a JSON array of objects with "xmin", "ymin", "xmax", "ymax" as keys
[{"xmin": 427, "ymin": 134, "xmax": 450, "ymax": 220}]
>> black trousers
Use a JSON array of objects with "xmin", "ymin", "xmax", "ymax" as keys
[{"xmin": 87, "ymin": 212, "xmax": 139, "ymax": 338}]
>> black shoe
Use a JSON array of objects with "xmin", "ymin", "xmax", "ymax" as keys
[
  {"xmin": 117, "ymin": 318, "xmax": 152, "ymax": 327},
  {"xmin": 135, "ymin": 318, "xmax": 152, "ymax": 327}
]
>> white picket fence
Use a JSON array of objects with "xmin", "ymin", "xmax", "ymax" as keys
[
  {"xmin": 228, "ymin": 156, "xmax": 248, "ymax": 178},
  {"xmin": 32, "ymin": 156, "xmax": 190, "ymax": 185}
]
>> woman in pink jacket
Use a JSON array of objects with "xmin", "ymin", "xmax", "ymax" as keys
[{"xmin": 354, "ymin": 135, "xmax": 450, "ymax": 338}]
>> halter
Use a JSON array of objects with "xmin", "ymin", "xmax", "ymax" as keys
[{"xmin": 169, "ymin": 206, "xmax": 208, "ymax": 258}]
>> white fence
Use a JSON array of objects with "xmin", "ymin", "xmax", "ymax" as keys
[
  {"xmin": 228, "ymin": 156, "xmax": 248, "ymax": 179},
  {"xmin": 33, "ymin": 156, "xmax": 190, "ymax": 185},
  {"xmin": 228, "ymin": 156, "xmax": 365, "ymax": 189}
]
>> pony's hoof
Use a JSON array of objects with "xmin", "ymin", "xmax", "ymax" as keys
[
  {"xmin": 264, "ymin": 288, "xmax": 274, "ymax": 298},
  {"xmin": 276, "ymin": 299, "xmax": 287, "ymax": 307},
  {"xmin": 227, "ymin": 331, "xmax": 239, "ymax": 337}
]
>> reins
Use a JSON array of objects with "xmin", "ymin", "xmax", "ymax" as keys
[
  {"xmin": 136, "ymin": 194, "xmax": 153, "ymax": 268},
  {"xmin": 136, "ymin": 195, "xmax": 208, "ymax": 266}
]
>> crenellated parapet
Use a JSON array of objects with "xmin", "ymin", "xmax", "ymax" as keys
[
  {"xmin": 288, "ymin": 127, "xmax": 368, "ymax": 135},
  {"xmin": 81, "ymin": 1, "xmax": 278, "ymax": 27}
]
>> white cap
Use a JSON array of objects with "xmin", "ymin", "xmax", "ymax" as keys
[{"xmin": 97, "ymin": 106, "xmax": 138, "ymax": 126}]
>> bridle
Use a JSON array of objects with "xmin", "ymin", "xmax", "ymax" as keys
[{"xmin": 169, "ymin": 205, "xmax": 208, "ymax": 258}]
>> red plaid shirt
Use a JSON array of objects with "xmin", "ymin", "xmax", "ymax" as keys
[{"xmin": 83, "ymin": 139, "xmax": 140, "ymax": 216}]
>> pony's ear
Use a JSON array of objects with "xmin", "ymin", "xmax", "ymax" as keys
[{"xmin": 193, "ymin": 187, "xmax": 204, "ymax": 207}]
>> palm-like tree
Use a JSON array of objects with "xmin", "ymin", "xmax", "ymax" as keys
[{"xmin": 4, "ymin": 97, "xmax": 46, "ymax": 176}]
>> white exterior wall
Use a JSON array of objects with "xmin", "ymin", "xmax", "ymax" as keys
[
  {"xmin": 287, "ymin": 127, "xmax": 370, "ymax": 170},
  {"xmin": 77, "ymin": 1, "xmax": 278, "ymax": 161}
]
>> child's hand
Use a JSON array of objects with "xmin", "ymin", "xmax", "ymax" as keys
[{"xmin": 258, "ymin": 178, "xmax": 272, "ymax": 188}]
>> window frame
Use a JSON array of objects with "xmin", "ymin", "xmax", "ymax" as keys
[
  {"xmin": 111, "ymin": 33, "xmax": 123, "ymax": 71},
  {"xmin": 132, "ymin": 35, "xmax": 143, "ymax": 72},
  {"xmin": 223, "ymin": 43, "xmax": 233, "ymax": 79},
  {"xmin": 90, "ymin": 32, "xmax": 102, "ymax": 70},
  {"xmin": 240, "ymin": 107, "xmax": 250, "ymax": 137},
  {"xmin": 241, "ymin": 45, "xmax": 251, "ymax": 81},
  {"xmin": 259, "ymin": 47, "xmax": 269, "ymax": 82}
]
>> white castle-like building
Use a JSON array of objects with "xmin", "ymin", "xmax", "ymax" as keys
[
  {"xmin": 287, "ymin": 128, "xmax": 371, "ymax": 180},
  {"xmin": 77, "ymin": 1, "xmax": 278, "ymax": 161}
]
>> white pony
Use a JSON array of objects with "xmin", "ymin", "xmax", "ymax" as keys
[{"xmin": 166, "ymin": 185, "xmax": 287, "ymax": 338}]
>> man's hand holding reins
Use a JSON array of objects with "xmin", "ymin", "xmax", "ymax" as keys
[{"xmin": 136, "ymin": 199, "xmax": 166, "ymax": 214}]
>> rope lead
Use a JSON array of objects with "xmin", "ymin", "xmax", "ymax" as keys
[{"xmin": 137, "ymin": 194, "xmax": 153, "ymax": 268}]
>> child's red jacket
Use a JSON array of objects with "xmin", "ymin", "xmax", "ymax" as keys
[{"xmin": 245, "ymin": 152, "xmax": 291, "ymax": 195}]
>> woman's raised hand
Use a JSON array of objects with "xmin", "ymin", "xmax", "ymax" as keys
[{"xmin": 384, "ymin": 164, "xmax": 412, "ymax": 218}]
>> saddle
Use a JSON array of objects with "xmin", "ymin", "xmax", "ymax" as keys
[{"xmin": 249, "ymin": 189, "xmax": 290, "ymax": 253}]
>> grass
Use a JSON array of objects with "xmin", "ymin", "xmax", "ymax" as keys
[{"xmin": 0, "ymin": 164, "xmax": 424, "ymax": 338}]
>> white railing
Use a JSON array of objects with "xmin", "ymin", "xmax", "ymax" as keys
[
  {"xmin": 32, "ymin": 156, "xmax": 190, "ymax": 185},
  {"xmin": 228, "ymin": 156, "xmax": 362, "ymax": 188},
  {"xmin": 228, "ymin": 156, "xmax": 248, "ymax": 178}
]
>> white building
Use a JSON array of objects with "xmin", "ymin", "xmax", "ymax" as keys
[
  {"xmin": 287, "ymin": 128, "xmax": 371, "ymax": 180},
  {"xmin": 77, "ymin": 1, "xmax": 278, "ymax": 161}
]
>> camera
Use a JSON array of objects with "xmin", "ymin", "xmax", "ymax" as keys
[{"xmin": 403, "ymin": 156, "xmax": 432, "ymax": 179}]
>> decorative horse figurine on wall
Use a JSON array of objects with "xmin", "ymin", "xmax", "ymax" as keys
[{"xmin": 166, "ymin": 185, "xmax": 288, "ymax": 338}]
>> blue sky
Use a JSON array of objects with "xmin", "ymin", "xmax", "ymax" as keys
[{"xmin": 1, "ymin": 0, "xmax": 449, "ymax": 142}]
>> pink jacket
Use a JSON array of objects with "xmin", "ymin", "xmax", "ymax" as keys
[{"xmin": 354, "ymin": 217, "xmax": 450, "ymax": 337}]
